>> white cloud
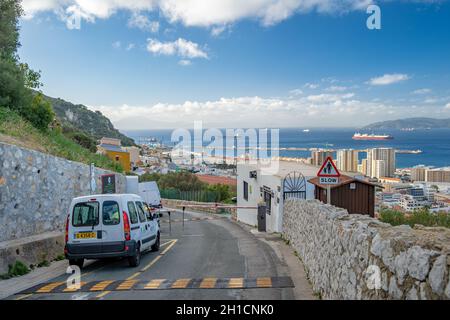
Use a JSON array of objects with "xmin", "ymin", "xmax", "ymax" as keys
[
  {"xmin": 128, "ymin": 12, "xmax": 159, "ymax": 32},
  {"xmin": 146, "ymin": 38, "xmax": 208, "ymax": 59},
  {"xmin": 304, "ymin": 82, "xmax": 319, "ymax": 89},
  {"xmin": 112, "ymin": 41, "xmax": 121, "ymax": 48},
  {"xmin": 412, "ymin": 88, "xmax": 431, "ymax": 95},
  {"xmin": 178, "ymin": 59, "xmax": 192, "ymax": 66},
  {"xmin": 22, "ymin": 0, "xmax": 379, "ymax": 28},
  {"xmin": 289, "ymin": 89, "xmax": 303, "ymax": 96},
  {"xmin": 87, "ymin": 90, "xmax": 444, "ymax": 130},
  {"xmin": 368, "ymin": 73, "xmax": 410, "ymax": 86},
  {"xmin": 326, "ymin": 85, "xmax": 348, "ymax": 92},
  {"xmin": 126, "ymin": 43, "xmax": 136, "ymax": 51},
  {"xmin": 444, "ymin": 103, "xmax": 450, "ymax": 109}
]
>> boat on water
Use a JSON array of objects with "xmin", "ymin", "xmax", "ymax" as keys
[
  {"xmin": 352, "ymin": 133, "xmax": 394, "ymax": 140},
  {"xmin": 302, "ymin": 129, "xmax": 310, "ymax": 133}
]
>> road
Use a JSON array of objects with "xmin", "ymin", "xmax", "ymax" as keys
[{"xmin": 9, "ymin": 210, "xmax": 301, "ymax": 300}]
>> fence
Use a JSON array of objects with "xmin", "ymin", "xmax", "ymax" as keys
[{"xmin": 160, "ymin": 189, "xmax": 222, "ymax": 203}]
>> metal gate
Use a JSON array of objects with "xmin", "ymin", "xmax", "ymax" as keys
[{"xmin": 283, "ymin": 172, "xmax": 306, "ymax": 200}]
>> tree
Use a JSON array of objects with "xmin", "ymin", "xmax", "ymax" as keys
[
  {"xmin": 22, "ymin": 93, "xmax": 54, "ymax": 130},
  {"xmin": 0, "ymin": 0, "xmax": 23, "ymax": 61}
]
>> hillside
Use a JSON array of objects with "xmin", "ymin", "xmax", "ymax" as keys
[
  {"xmin": 42, "ymin": 93, "xmax": 136, "ymax": 146},
  {"xmin": 0, "ymin": 107, "xmax": 123, "ymax": 172},
  {"xmin": 362, "ymin": 117, "xmax": 450, "ymax": 130}
]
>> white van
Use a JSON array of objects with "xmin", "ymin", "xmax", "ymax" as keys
[
  {"xmin": 64, "ymin": 194, "xmax": 160, "ymax": 268},
  {"xmin": 138, "ymin": 181, "xmax": 162, "ymax": 208}
]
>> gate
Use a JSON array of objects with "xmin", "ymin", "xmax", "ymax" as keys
[{"xmin": 283, "ymin": 172, "xmax": 306, "ymax": 200}]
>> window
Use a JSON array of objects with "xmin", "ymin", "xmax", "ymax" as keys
[
  {"xmin": 72, "ymin": 202, "xmax": 99, "ymax": 227},
  {"xmin": 102, "ymin": 201, "xmax": 120, "ymax": 225},
  {"xmin": 127, "ymin": 202, "xmax": 139, "ymax": 224},
  {"xmin": 243, "ymin": 181, "xmax": 249, "ymax": 201},
  {"xmin": 135, "ymin": 202, "xmax": 147, "ymax": 223},
  {"xmin": 115, "ymin": 156, "xmax": 120, "ymax": 161}
]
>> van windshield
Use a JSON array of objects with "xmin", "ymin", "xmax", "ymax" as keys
[{"xmin": 72, "ymin": 202, "xmax": 99, "ymax": 227}]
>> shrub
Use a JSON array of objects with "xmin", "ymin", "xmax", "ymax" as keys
[
  {"xmin": 8, "ymin": 260, "xmax": 30, "ymax": 277},
  {"xmin": 379, "ymin": 208, "xmax": 450, "ymax": 228},
  {"xmin": 21, "ymin": 93, "xmax": 54, "ymax": 130}
]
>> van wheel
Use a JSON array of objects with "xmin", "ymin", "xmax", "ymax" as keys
[
  {"xmin": 151, "ymin": 233, "xmax": 160, "ymax": 252},
  {"xmin": 128, "ymin": 244, "xmax": 141, "ymax": 267},
  {"xmin": 69, "ymin": 259, "xmax": 84, "ymax": 269}
]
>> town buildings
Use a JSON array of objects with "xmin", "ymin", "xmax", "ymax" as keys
[
  {"xmin": 311, "ymin": 150, "xmax": 333, "ymax": 166},
  {"xmin": 366, "ymin": 148, "xmax": 396, "ymax": 178},
  {"xmin": 336, "ymin": 149, "xmax": 359, "ymax": 173},
  {"xmin": 97, "ymin": 137, "xmax": 131, "ymax": 172}
]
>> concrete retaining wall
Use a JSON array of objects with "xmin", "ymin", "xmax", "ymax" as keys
[
  {"xmin": 162, "ymin": 199, "xmax": 237, "ymax": 220},
  {"xmin": 282, "ymin": 199, "xmax": 450, "ymax": 300}
]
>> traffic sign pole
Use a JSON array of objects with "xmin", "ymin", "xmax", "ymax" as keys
[{"xmin": 327, "ymin": 185, "xmax": 331, "ymax": 204}]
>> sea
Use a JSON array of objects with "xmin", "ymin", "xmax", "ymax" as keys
[{"xmin": 122, "ymin": 128, "xmax": 450, "ymax": 169}]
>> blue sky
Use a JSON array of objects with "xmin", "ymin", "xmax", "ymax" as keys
[{"xmin": 18, "ymin": 0, "xmax": 450, "ymax": 129}]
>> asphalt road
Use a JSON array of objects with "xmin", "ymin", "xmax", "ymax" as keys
[{"xmin": 11, "ymin": 210, "xmax": 296, "ymax": 300}]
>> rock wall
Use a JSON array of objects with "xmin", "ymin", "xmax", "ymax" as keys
[
  {"xmin": 0, "ymin": 142, "xmax": 126, "ymax": 242},
  {"xmin": 282, "ymin": 199, "xmax": 450, "ymax": 300}
]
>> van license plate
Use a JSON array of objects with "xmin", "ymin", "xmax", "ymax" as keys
[{"xmin": 75, "ymin": 232, "xmax": 97, "ymax": 239}]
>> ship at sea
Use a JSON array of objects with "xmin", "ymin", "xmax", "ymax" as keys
[{"xmin": 352, "ymin": 133, "xmax": 394, "ymax": 140}]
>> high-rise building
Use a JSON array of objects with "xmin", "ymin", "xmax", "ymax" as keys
[
  {"xmin": 359, "ymin": 159, "xmax": 368, "ymax": 176},
  {"xmin": 311, "ymin": 150, "xmax": 333, "ymax": 166},
  {"xmin": 337, "ymin": 149, "xmax": 359, "ymax": 172},
  {"xmin": 366, "ymin": 148, "xmax": 396, "ymax": 178},
  {"xmin": 425, "ymin": 168, "xmax": 450, "ymax": 183},
  {"xmin": 411, "ymin": 166, "xmax": 428, "ymax": 182}
]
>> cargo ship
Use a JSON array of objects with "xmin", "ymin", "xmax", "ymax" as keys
[{"xmin": 352, "ymin": 133, "xmax": 394, "ymax": 140}]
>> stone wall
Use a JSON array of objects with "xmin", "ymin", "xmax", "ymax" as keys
[
  {"xmin": 0, "ymin": 142, "xmax": 126, "ymax": 242},
  {"xmin": 282, "ymin": 199, "xmax": 450, "ymax": 300},
  {"xmin": 162, "ymin": 199, "xmax": 237, "ymax": 219}
]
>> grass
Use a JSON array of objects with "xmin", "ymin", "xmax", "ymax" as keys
[
  {"xmin": 0, "ymin": 261, "xmax": 31, "ymax": 280},
  {"xmin": 0, "ymin": 107, "xmax": 123, "ymax": 172},
  {"xmin": 379, "ymin": 208, "xmax": 450, "ymax": 228}
]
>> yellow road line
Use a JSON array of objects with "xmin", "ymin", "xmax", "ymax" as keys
[
  {"xmin": 144, "ymin": 279, "xmax": 166, "ymax": 289},
  {"xmin": 14, "ymin": 293, "xmax": 33, "ymax": 300},
  {"xmin": 95, "ymin": 291, "xmax": 111, "ymax": 299},
  {"xmin": 126, "ymin": 272, "xmax": 141, "ymax": 281},
  {"xmin": 90, "ymin": 280, "xmax": 114, "ymax": 292},
  {"xmin": 140, "ymin": 255, "xmax": 162, "ymax": 272},
  {"xmin": 199, "ymin": 278, "xmax": 217, "ymax": 289},
  {"xmin": 161, "ymin": 239, "xmax": 178, "ymax": 255},
  {"xmin": 116, "ymin": 279, "xmax": 138, "ymax": 291},
  {"xmin": 36, "ymin": 281, "xmax": 64, "ymax": 293},
  {"xmin": 63, "ymin": 281, "xmax": 87, "ymax": 292},
  {"xmin": 256, "ymin": 277, "xmax": 272, "ymax": 288},
  {"xmin": 171, "ymin": 278, "xmax": 191, "ymax": 289},
  {"xmin": 228, "ymin": 278, "xmax": 244, "ymax": 289}
]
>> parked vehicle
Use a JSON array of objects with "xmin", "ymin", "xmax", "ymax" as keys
[
  {"xmin": 138, "ymin": 181, "xmax": 162, "ymax": 208},
  {"xmin": 64, "ymin": 194, "xmax": 160, "ymax": 268},
  {"xmin": 143, "ymin": 202, "xmax": 162, "ymax": 228}
]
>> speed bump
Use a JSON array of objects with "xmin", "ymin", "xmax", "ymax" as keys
[{"xmin": 17, "ymin": 277, "xmax": 294, "ymax": 295}]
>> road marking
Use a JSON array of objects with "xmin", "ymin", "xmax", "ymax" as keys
[
  {"xmin": 256, "ymin": 277, "xmax": 272, "ymax": 288},
  {"xmin": 95, "ymin": 291, "xmax": 111, "ymax": 299},
  {"xmin": 15, "ymin": 277, "xmax": 294, "ymax": 294},
  {"xmin": 144, "ymin": 279, "xmax": 166, "ymax": 289},
  {"xmin": 199, "ymin": 278, "xmax": 217, "ymax": 289},
  {"xmin": 140, "ymin": 255, "xmax": 162, "ymax": 272},
  {"xmin": 63, "ymin": 281, "xmax": 87, "ymax": 292},
  {"xmin": 36, "ymin": 281, "xmax": 65, "ymax": 293},
  {"xmin": 228, "ymin": 278, "xmax": 244, "ymax": 289},
  {"xmin": 161, "ymin": 239, "xmax": 178, "ymax": 255},
  {"xmin": 90, "ymin": 280, "xmax": 114, "ymax": 292},
  {"xmin": 14, "ymin": 294, "xmax": 33, "ymax": 300},
  {"xmin": 171, "ymin": 278, "xmax": 191, "ymax": 289},
  {"xmin": 126, "ymin": 272, "xmax": 141, "ymax": 281},
  {"xmin": 116, "ymin": 279, "xmax": 138, "ymax": 290}
]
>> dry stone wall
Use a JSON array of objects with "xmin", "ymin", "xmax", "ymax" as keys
[
  {"xmin": 283, "ymin": 199, "xmax": 450, "ymax": 300},
  {"xmin": 0, "ymin": 142, "xmax": 126, "ymax": 242}
]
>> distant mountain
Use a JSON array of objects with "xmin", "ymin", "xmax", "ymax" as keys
[
  {"xmin": 42, "ymin": 94, "xmax": 136, "ymax": 146},
  {"xmin": 362, "ymin": 118, "xmax": 450, "ymax": 130}
]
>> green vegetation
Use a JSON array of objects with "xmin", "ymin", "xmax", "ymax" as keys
[
  {"xmin": 140, "ymin": 171, "xmax": 236, "ymax": 203},
  {"xmin": 0, "ymin": 261, "xmax": 30, "ymax": 279},
  {"xmin": 0, "ymin": 107, "xmax": 123, "ymax": 172},
  {"xmin": 363, "ymin": 117, "xmax": 450, "ymax": 130},
  {"xmin": 379, "ymin": 208, "xmax": 450, "ymax": 228},
  {"xmin": 0, "ymin": 0, "xmax": 133, "ymax": 171}
]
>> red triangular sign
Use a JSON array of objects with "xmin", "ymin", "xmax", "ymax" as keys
[{"xmin": 317, "ymin": 157, "xmax": 340, "ymax": 177}]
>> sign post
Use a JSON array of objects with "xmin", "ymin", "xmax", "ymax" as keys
[
  {"xmin": 317, "ymin": 157, "xmax": 341, "ymax": 204},
  {"xmin": 89, "ymin": 163, "xmax": 96, "ymax": 195}
]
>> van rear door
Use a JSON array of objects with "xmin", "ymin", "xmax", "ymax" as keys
[
  {"xmin": 70, "ymin": 200, "xmax": 102, "ymax": 254},
  {"xmin": 101, "ymin": 199, "xmax": 125, "ymax": 253}
]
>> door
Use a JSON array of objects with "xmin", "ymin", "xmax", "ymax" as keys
[
  {"xmin": 264, "ymin": 190, "xmax": 272, "ymax": 215},
  {"xmin": 136, "ymin": 201, "xmax": 154, "ymax": 250},
  {"xmin": 127, "ymin": 201, "xmax": 141, "ymax": 244},
  {"xmin": 101, "ymin": 200, "xmax": 125, "ymax": 253},
  {"xmin": 70, "ymin": 200, "xmax": 102, "ymax": 254}
]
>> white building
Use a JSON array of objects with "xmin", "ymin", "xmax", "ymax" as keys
[
  {"xmin": 366, "ymin": 148, "xmax": 396, "ymax": 178},
  {"xmin": 237, "ymin": 161, "xmax": 320, "ymax": 233},
  {"xmin": 399, "ymin": 194, "xmax": 430, "ymax": 212}
]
